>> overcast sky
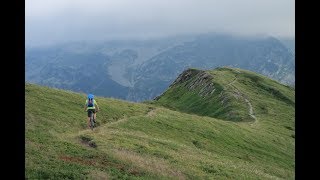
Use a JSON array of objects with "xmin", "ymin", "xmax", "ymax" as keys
[{"xmin": 26, "ymin": 0, "xmax": 294, "ymax": 47}]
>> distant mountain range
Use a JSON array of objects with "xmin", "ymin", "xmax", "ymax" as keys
[
  {"xmin": 26, "ymin": 33, "xmax": 295, "ymax": 101},
  {"xmin": 279, "ymin": 37, "xmax": 295, "ymax": 54}
]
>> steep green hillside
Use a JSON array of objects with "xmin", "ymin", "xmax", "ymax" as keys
[
  {"xmin": 154, "ymin": 67, "xmax": 294, "ymax": 122},
  {"xmin": 25, "ymin": 69, "xmax": 295, "ymax": 179}
]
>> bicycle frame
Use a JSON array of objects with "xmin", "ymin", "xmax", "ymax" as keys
[{"xmin": 89, "ymin": 110, "xmax": 95, "ymax": 130}]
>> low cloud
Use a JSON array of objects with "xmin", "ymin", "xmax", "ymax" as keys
[{"xmin": 26, "ymin": 0, "xmax": 294, "ymax": 47}]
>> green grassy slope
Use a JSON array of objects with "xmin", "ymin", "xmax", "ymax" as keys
[
  {"xmin": 154, "ymin": 67, "xmax": 294, "ymax": 122},
  {"xmin": 26, "ymin": 67, "xmax": 295, "ymax": 179}
]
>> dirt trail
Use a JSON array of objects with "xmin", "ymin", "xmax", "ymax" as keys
[
  {"xmin": 227, "ymin": 78, "xmax": 237, "ymax": 86},
  {"xmin": 146, "ymin": 108, "xmax": 157, "ymax": 117},
  {"xmin": 244, "ymin": 99, "xmax": 257, "ymax": 120},
  {"xmin": 226, "ymin": 75, "xmax": 257, "ymax": 121},
  {"xmin": 95, "ymin": 107, "xmax": 157, "ymax": 129},
  {"xmin": 108, "ymin": 117, "xmax": 128, "ymax": 126}
]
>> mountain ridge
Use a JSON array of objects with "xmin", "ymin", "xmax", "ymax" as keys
[
  {"xmin": 154, "ymin": 67, "xmax": 294, "ymax": 122},
  {"xmin": 26, "ymin": 66, "xmax": 295, "ymax": 179}
]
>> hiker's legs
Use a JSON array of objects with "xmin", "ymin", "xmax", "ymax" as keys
[
  {"xmin": 87, "ymin": 110, "xmax": 92, "ymax": 128},
  {"xmin": 87, "ymin": 117, "xmax": 91, "ymax": 128},
  {"xmin": 92, "ymin": 109, "xmax": 97, "ymax": 122}
]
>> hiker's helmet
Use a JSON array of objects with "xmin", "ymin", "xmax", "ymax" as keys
[{"xmin": 88, "ymin": 94, "xmax": 94, "ymax": 99}]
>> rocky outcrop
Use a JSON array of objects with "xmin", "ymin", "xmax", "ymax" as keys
[{"xmin": 155, "ymin": 68, "xmax": 218, "ymax": 100}]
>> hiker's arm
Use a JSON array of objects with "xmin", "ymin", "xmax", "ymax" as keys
[
  {"xmin": 84, "ymin": 103, "xmax": 87, "ymax": 111},
  {"xmin": 96, "ymin": 102, "xmax": 100, "ymax": 111}
]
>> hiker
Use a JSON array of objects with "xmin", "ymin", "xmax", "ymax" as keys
[{"xmin": 84, "ymin": 94, "xmax": 100, "ymax": 128}]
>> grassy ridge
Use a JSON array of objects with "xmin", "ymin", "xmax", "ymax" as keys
[
  {"xmin": 155, "ymin": 67, "xmax": 294, "ymax": 123},
  {"xmin": 26, "ymin": 83, "xmax": 153, "ymax": 179},
  {"xmin": 154, "ymin": 68, "xmax": 251, "ymax": 121},
  {"xmin": 25, "ymin": 67, "xmax": 294, "ymax": 179}
]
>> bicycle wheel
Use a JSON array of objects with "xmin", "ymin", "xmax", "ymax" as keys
[{"xmin": 90, "ymin": 111, "xmax": 94, "ymax": 130}]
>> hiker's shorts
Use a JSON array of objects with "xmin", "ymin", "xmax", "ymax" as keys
[{"xmin": 87, "ymin": 109, "xmax": 96, "ymax": 117}]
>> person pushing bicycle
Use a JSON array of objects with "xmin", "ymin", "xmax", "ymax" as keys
[{"xmin": 84, "ymin": 94, "xmax": 100, "ymax": 129}]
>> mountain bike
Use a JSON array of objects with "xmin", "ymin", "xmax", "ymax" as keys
[{"xmin": 88, "ymin": 110, "xmax": 95, "ymax": 130}]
